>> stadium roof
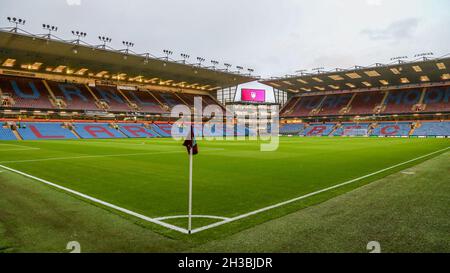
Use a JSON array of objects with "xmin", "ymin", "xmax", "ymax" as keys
[
  {"xmin": 262, "ymin": 56, "xmax": 450, "ymax": 94},
  {"xmin": 0, "ymin": 29, "xmax": 256, "ymax": 91}
]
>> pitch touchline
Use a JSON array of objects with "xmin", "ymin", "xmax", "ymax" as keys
[
  {"xmin": 189, "ymin": 146, "xmax": 450, "ymax": 234},
  {"xmin": 0, "ymin": 148, "xmax": 224, "ymax": 164}
]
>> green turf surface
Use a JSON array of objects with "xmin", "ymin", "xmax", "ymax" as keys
[{"xmin": 0, "ymin": 137, "xmax": 448, "ymax": 239}]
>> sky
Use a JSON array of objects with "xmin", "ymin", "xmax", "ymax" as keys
[{"xmin": 1, "ymin": 0, "xmax": 449, "ymax": 78}]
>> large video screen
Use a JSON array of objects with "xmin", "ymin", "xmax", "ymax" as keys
[{"xmin": 241, "ymin": 88, "xmax": 266, "ymax": 103}]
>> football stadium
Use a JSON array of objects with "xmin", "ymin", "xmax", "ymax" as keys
[{"xmin": 0, "ymin": 0, "xmax": 449, "ymax": 259}]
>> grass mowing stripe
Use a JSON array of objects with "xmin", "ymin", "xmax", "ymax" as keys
[
  {"xmin": 190, "ymin": 146, "xmax": 450, "ymax": 234},
  {"xmin": 0, "ymin": 164, "xmax": 190, "ymax": 234}
]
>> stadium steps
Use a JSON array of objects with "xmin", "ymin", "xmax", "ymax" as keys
[
  {"xmin": 117, "ymin": 89, "xmax": 140, "ymax": 111},
  {"xmin": 41, "ymin": 80, "xmax": 57, "ymax": 100},
  {"xmin": 340, "ymin": 93, "xmax": 357, "ymax": 114},
  {"xmin": 68, "ymin": 124, "xmax": 81, "ymax": 139},
  {"xmin": 409, "ymin": 121, "xmax": 420, "ymax": 136},
  {"xmin": 84, "ymin": 84, "xmax": 106, "ymax": 111},
  {"xmin": 329, "ymin": 124, "xmax": 342, "ymax": 136},
  {"xmin": 285, "ymin": 97, "xmax": 302, "ymax": 115},
  {"xmin": 174, "ymin": 93, "xmax": 190, "ymax": 106},
  {"xmin": 310, "ymin": 96, "xmax": 327, "ymax": 116},
  {"xmin": 12, "ymin": 127, "xmax": 22, "ymax": 140},
  {"xmin": 374, "ymin": 91, "xmax": 390, "ymax": 114},
  {"xmin": 109, "ymin": 123, "xmax": 129, "ymax": 138},
  {"xmin": 146, "ymin": 90, "xmax": 169, "ymax": 111}
]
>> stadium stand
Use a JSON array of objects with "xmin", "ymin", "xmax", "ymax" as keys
[
  {"xmin": 120, "ymin": 89, "xmax": 166, "ymax": 113},
  {"xmin": 383, "ymin": 89, "xmax": 422, "ymax": 114},
  {"xmin": 303, "ymin": 123, "xmax": 335, "ymax": 136},
  {"xmin": 152, "ymin": 91, "xmax": 185, "ymax": 108},
  {"xmin": 178, "ymin": 93, "xmax": 220, "ymax": 109},
  {"xmin": 118, "ymin": 124, "xmax": 159, "ymax": 138},
  {"xmin": 92, "ymin": 86, "xmax": 133, "ymax": 112},
  {"xmin": 346, "ymin": 91, "xmax": 385, "ymax": 115},
  {"xmin": 0, "ymin": 126, "xmax": 17, "ymax": 140},
  {"xmin": 0, "ymin": 76, "xmax": 54, "ymax": 109},
  {"xmin": 412, "ymin": 121, "xmax": 450, "ymax": 136},
  {"xmin": 17, "ymin": 122, "xmax": 77, "ymax": 140},
  {"xmin": 422, "ymin": 86, "xmax": 450, "ymax": 112},
  {"xmin": 280, "ymin": 123, "xmax": 305, "ymax": 134},
  {"xmin": 317, "ymin": 94, "xmax": 353, "ymax": 116},
  {"xmin": 49, "ymin": 82, "xmax": 100, "ymax": 111},
  {"xmin": 371, "ymin": 122, "xmax": 412, "ymax": 137},
  {"xmin": 333, "ymin": 123, "xmax": 370, "ymax": 136},
  {"xmin": 289, "ymin": 95, "xmax": 324, "ymax": 117},
  {"xmin": 73, "ymin": 123, "xmax": 125, "ymax": 139},
  {"xmin": 151, "ymin": 123, "xmax": 173, "ymax": 137}
]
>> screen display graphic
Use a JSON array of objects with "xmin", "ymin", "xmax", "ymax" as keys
[{"xmin": 241, "ymin": 89, "xmax": 266, "ymax": 102}]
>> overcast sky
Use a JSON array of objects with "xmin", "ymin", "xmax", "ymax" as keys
[{"xmin": 1, "ymin": 0, "xmax": 449, "ymax": 78}]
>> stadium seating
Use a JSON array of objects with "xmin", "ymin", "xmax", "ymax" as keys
[
  {"xmin": 317, "ymin": 94, "xmax": 353, "ymax": 116},
  {"xmin": 152, "ymin": 91, "xmax": 185, "ymax": 108},
  {"xmin": 178, "ymin": 93, "xmax": 220, "ymax": 109},
  {"xmin": 303, "ymin": 123, "xmax": 335, "ymax": 136},
  {"xmin": 333, "ymin": 123, "xmax": 370, "ymax": 136},
  {"xmin": 92, "ymin": 86, "xmax": 133, "ymax": 112},
  {"xmin": 0, "ymin": 126, "xmax": 17, "ymax": 140},
  {"xmin": 49, "ymin": 82, "xmax": 99, "ymax": 111},
  {"xmin": 118, "ymin": 124, "xmax": 160, "ymax": 138},
  {"xmin": 412, "ymin": 122, "xmax": 450, "ymax": 136},
  {"xmin": 423, "ymin": 86, "xmax": 449, "ymax": 112},
  {"xmin": 0, "ymin": 76, "xmax": 54, "ymax": 109},
  {"xmin": 73, "ymin": 123, "xmax": 125, "ymax": 139},
  {"xmin": 383, "ymin": 89, "xmax": 422, "ymax": 114},
  {"xmin": 289, "ymin": 95, "xmax": 324, "ymax": 117},
  {"xmin": 120, "ymin": 89, "xmax": 166, "ymax": 113},
  {"xmin": 280, "ymin": 97, "xmax": 300, "ymax": 116},
  {"xmin": 280, "ymin": 123, "xmax": 305, "ymax": 134},
  {"xmin": 347, "ymin": 92, "xmax": 384, "ymax": 115},
  {"xmin": 17, "ymin": 123, "xmax": 77, "ymax": 140},
  {"xmin": 371, "ymin": 122, "xmax": 412, "ymax": 137},
  {"xmin": 151, "ymin": 123, "xmax": 173, "ymax": 137}
]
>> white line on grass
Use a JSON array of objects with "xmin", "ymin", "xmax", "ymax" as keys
[
  {"xmin": 189, "ymin": 146, "xmax": 450, "ymax": 234},
  {"xmin": 0, "ymin": 148, "xmax": 224, "ymax": 164},
  {"xmin": 0, "ymin": 164, "xmax": 190, "ymax": 234},
  {"xmin": 155, "ymin": 215, "xmax": 230, "ymax": 221}
]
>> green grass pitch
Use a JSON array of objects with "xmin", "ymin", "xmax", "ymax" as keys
[{"xmin": 0, "ymin": 137, "xmax": 448, "ymax": 239}]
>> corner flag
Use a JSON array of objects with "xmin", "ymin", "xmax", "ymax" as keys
[{"xmin": 183, "ymin": 124, "xmax": 198, "ymax": 155}]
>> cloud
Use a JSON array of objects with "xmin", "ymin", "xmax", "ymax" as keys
[
  {"xmin": 361, "ymin": 18, "xmax": 420, "ymax": 40},
  {"xmin": 366, "ymin": 0, "xmax": 383, "ymax": 6},
  {"xmin": 66, "ymin": 0, "xmax": 81, "ymax": 6}
]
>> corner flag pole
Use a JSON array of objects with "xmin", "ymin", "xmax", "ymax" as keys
[{"xmin": 188, "ymin": 146, "xmax": 193, "ymax": 234}]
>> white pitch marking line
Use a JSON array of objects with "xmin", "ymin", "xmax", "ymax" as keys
[
  {"xmin": 401, "ymin": 171, "xmax": 415, "ymax": 175},
  {"xmin": 155, "ymin": 215, "xmax": 230, "ymax": 221},
  {"xmin": 0, "ymin": 164, "xmax": 189, "ymax": 234},
  {"xmin": 0, "ymin": 148, "xmax": 224, "ymax": 164},
  {"xmin": 190, "ymin": 146, "xmax": 450, "ymax": 234}
]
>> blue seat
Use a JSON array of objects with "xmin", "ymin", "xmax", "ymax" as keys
[
  {"xmin": 0, "ymin": 127, "xmax": 17, "ymax": 140},
  {"xmin": 371, "ymin": 122, "xmax": 411, "ymax": 136},
  {"xmin": 17, "ymin": 123, "xmax": 77, "ymax": 140},
  {"xmin": 74, "ymin": 123, "xmax": 125, "ymax": 139},
  {"xmin": 413, "ymin": 122, "xmax": 450, "ymax": 136}
]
